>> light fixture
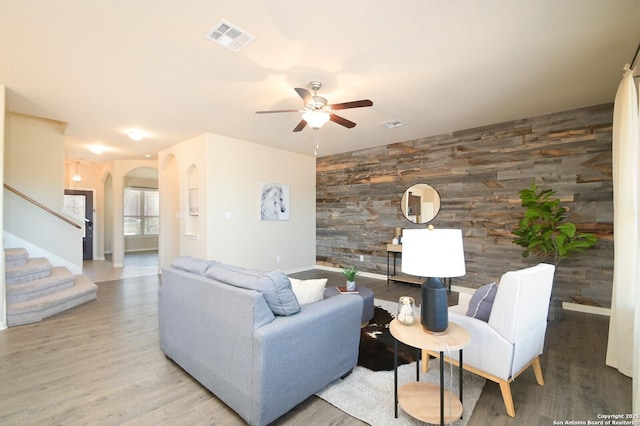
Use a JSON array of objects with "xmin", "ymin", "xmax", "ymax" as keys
[
  {"xmin": 302, "ymin": 110, "xmax": 330, "ymax": 130},
  {"xmin": 401, "ymin": 227, "xmax": 466, "ymax": 334},
  {"xmin": 88, "ymin": 145, "xmax": 104, "ymax": 154},
  {"xmin": 72, "ymin": 162, "xmax": 82, "ymax": 183},
  {"xmin": 128, "ymin": 129, "xmax": 144, "ymax": 141}
]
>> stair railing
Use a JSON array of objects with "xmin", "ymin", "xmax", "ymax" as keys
[{"xmin": 4, "ymin": 183, "xmax": 82, "ymax": 229}]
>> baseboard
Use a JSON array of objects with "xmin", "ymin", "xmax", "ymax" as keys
[
  {"xmin": 562, "ymin": 302, "xmax": 610, "ymax": 316},
  {"xmin": 284, "ymin": 264, "xmax": 321, "ymax": 274},
  {"xmin": 315, "ymin": 264, "xmax": 386, "ymax": 280}
]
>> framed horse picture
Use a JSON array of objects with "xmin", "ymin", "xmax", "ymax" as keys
[{"xmin": 260, "ymin": 182, "xmax": 290, "ymax": 221}]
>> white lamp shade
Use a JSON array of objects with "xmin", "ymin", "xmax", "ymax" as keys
[
  {"xmin": 401, "ymin": 228, "xmax": 466, "ymax": 278},
  {"xmin": 302, "ymin": 110, "xmax": 330, "ymax": 129}
]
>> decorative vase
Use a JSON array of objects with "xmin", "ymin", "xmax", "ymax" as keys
[
  {"xmin": 397, "ymin": 296, "xmax": 416, "ymax": 325},
  {"xmin": 346, "ymin": 280, "xmax": 356, "ymax": 291},
  {"xmin": 393, "ymin": 227, "xmax": 402, "ymax": 240}
]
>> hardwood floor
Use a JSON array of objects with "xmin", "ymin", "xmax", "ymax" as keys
[{"xmin": 0, "ymin": 270, "xmax": 631, "ymax": 425}]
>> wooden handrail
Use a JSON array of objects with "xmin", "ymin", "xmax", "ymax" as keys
[{"xmin": 4, "ymin": 183, "xmax": 82, "ymax": 229}]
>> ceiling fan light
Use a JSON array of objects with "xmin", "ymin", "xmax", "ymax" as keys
[{"xmin": 302, "ymin": 111, "xmax": 330, "ymax": 129}]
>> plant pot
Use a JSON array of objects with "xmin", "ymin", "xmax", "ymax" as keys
[
  {"xmin": 346, "ymin": 281, "xmax": 356, "ymax": 291},
  {"xmin": 548, "ymin": 297, "xmax": 564, "ymax": 322}
]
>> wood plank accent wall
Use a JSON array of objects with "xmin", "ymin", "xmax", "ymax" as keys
[{"xmin": 316, "ymin": 103, "xmax": 614, "ymax": 308}]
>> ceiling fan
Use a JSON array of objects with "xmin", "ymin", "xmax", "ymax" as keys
[{"xmin": 255, "ymin": 81, "xmax": 373, "ymax": 132}]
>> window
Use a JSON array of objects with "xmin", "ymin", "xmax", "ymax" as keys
[{"xmin": 124, "ymin": 187, "xmax": 159, "ymax": 236}]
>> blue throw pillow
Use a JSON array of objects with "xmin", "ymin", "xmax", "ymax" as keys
[
  {"xmin": 204, "ymin": 263, "xmax": 301, "ymax": 316},
  {"xmin": 466, "ymin": 282, "xmax": 498, "ymax": 322}
]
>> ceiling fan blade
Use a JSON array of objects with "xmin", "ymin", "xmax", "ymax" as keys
[
  {"xmin": 294, "ymin": 88, "xmax": 313, "ymax": 105},
  {"xmin": 255, "ymin": 109, "xmax": 299, "ymax": 114},
  {"xmin": 292, "ymin": 120, "xmax": 307, "ymax": 132},
  {"xmin": 329, "ymin": 99, "xmax": 373, "ymax": 110},
  {"xmin": 330, "ymin": 114, "xmax": 357, "ymax": 129}
]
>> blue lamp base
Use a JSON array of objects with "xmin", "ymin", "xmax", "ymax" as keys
[{"xmin": 420, "ymin": 277, "xmax": 448, "ymax": 334}]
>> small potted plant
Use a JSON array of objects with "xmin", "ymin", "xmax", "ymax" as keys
[{"xmin": 342, "ymin": 266, "xmax": 361, "ymax": 291}]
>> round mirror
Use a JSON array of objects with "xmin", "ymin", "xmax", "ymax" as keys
[{"xmin": 401, "ymin": 184, "xmax": 441, "ymax": 224}]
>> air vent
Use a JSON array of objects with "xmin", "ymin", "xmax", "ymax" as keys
[
  {"xmin": 380, "ymin": 119, "xmax": 405, "ymax": 129},
  {"xmin": 204, "ymin": 20, "xmax": 255, "ymax": 52}
]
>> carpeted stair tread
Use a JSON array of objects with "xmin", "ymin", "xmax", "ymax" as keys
[
  {"xmin": 5, "ymin": 257, "xmax": 52, "ymax": 285},
  {"xmin": 5, "ymin": 247, "xmax": 28, "ymax": 268},
  {"xmin": 7, "ymin": 266, "xmax": 76, "ymax": 303},
  {"xmin": 6, "ymin": 275, "xmax": 98, "ymax": 326}
]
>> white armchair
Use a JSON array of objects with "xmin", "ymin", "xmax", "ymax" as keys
[{"xmin": 422, "ymin": 263, "xmax": 555, "ymax": 417}]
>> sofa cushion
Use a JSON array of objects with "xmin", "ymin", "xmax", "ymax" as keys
[
  {"xmin": 289, "ymin": 277, "xmax": 327, "ymax": 306},
  {"xmin": 171, "ymin": 256, "xmax": 217, "ymax": 275},
  {"xmin": 205, "ymin": 264, "xmax": 300, "ymax": 316},
  {"xmin": 466, "ymin": 282, "xmax": 498, "ymax": 322}
]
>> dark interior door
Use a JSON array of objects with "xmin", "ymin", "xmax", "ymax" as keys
[{"xmin": 65, "ymin": 189, "xmax": 94, "ymax": 260}]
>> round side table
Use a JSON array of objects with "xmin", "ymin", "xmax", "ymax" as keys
[{"xmin": 390, "ymin": 319, "xmax": 470, "ymax": 425}]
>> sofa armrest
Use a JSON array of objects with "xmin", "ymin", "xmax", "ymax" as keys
[
  {"xmin": 457, "ymin": 291, "xmax": 473, "ymax": 309},
  {"xmin": 250, "ymin": 294, "xmax": 362, "ymax": 425},
  {"xmin": 443, "ymin": 311, "xmax": 515, "ymax": 380},
  {"xmin": 449, "ymin": 291, "xmax": 473, "ymax": 315}
]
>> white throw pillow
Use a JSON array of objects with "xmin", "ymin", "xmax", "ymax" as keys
[{"xmin": 289, "ymin": 277, "xmax": 328, "ymax": 306}]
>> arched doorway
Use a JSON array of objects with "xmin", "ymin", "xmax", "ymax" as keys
[{"xmin": 122, "ymin": 167, "xmax": 159, "ymax": 267}]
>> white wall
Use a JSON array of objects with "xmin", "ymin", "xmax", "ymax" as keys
[
  {"xmin": 0, "ymin": 85, "xmax": 6, "ymax": 330},
  {"xmin": 159, "ymin": 133, "xmax": 316, "ymax": 272},
  {"xmin": 5, "ymin": 113, "xmax": 66, "ymax": 206},
  {"xmin": 103, "ymin": 172, "xmax": 113, "ymax": 257},
  {"xmin": 159, "ymin": 134, "xmax": 209, "ymax": 262},
  {"xmin": 4, "ymin": 113, "xmax": 83, "ymax": 271},
  {"xmin": 124, "ymin": 236, "xmax": 158, "ymax": 252},
  {"xmin": 159, "ymin": 153, "xmax": 180, "ymax": 269},
  {"xmin": 207, "ymin": 134, "xmax": 316, "ymax": 271}
]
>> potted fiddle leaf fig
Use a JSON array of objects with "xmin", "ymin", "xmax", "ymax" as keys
[
  {"xmin": 342, "ymin": 266, "xmax": 361, "ymax": 291},
  {"xmin": 512, "ymin": 182, "xmax": 598, "ymax": 268},
  {"xmin": 512, "ymin": 182, "xmax": 598, "ymax": 320}
]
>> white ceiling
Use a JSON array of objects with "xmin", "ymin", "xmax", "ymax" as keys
[{"xmin": 1, "ymin": 1, "xmax": 639, "ymax": 162}]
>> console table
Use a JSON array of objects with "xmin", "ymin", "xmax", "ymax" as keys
[
  {"xmin": 386, "ymin": 244, "xmax": 423, "ymax": 286},
  {"xmin": 390, "ymin": 319, "xmax": 470, "ymax": 425},
  {"xmin": 387, "ymin": 243, "xmax": 453, "ymax": 290}
]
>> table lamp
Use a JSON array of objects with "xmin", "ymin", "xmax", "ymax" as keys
[{"xmin": 401, "ymin": 227, "xmax": 466, "ymax": 334}]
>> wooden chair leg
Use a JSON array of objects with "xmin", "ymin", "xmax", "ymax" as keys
[
  {"xmin": 498, "ymin": 380, "xmax": 516, "ymax": 417},
  {"xmin": 532, "ymin": 356, "xmax": 544, "ymax": 386},
  {"xmin": 421, "ymin": 350, "xmax": 429, "ymax": 374}
]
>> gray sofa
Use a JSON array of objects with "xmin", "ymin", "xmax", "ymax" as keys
[{"xmin": 158, "ymin": 257, "xmax": 363, "ymax": 426}]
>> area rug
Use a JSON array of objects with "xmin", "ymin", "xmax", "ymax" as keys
[
  {"xmin": 358, "ymin": 304, "xmax": 417, "ymax": 371},
  {"xmin": 316, "ymin": 299, "xmax": 485, "ymax": 425}
]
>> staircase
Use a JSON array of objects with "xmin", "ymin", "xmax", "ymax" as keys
[{"xmin": 5, "ymin": 248, "xmax": 98, "ymax": 327}]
